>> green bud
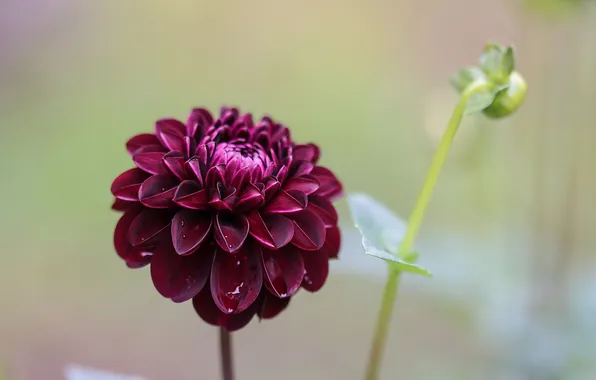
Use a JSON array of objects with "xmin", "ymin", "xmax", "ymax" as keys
[
  {"xmin": 479, "ymin": 44, "xmax": 515, "ymax": 85},
  {"xmin": 482, "ymin": 71, "xmax": 527, "ymax": 119}
]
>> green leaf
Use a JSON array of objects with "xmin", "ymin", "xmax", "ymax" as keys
[
  {"xmin": 502, "ymin": 46, "xmax": 515, "ymax": 77},
  {"xmin": 479, "ymin": 43, "xmax": 506, "ymax": 79},
  {"xmin": 347, "ymin": 193, "xmax": 431, "ymax": 277},
  {"xmin": 450, "ymin": 67, "xmax": 486, "ymax": 93},
  {"xmin": 464, "ymin": 87, "xmax": 498, "ymax": 115},
  {"xmin": 367, "ymin": 248, "xmax": 431, "ymax": 277}
]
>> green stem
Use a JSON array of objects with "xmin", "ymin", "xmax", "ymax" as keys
[{"xmin": 364, "ymin": 83, "xmax": 487, "ymax": 380}]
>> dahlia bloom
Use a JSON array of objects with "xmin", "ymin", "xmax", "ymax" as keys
[{"xmin": 110, "ymin": 107, "xmax": 343, "ymax": 330}]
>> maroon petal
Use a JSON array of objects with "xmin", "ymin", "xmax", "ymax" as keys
[
  {"xmin": 205, "ymin": 165, "xmax": 226, "ymax": 187},
  {"xmin": 273, "ymin": 165, "xmax": 288, "ymax": 184},
  {"xmin": 230, "ymin": 167, "xmax": 250, "ymax": 190},
  {"xmin": 293, "ymin": 144, "xmax": 320, "ymax": 163},
  {"xmin": 246, "ymin": 213, "xmax": 293, "ymax": 250},
  {"xmin": 163, "ymin": 151, "xmax": 187, "ymax": 180},
  {"xmin": 111, "ymin": 198, "xmax": 137, "ymax": 212},
  {"xmin": 185, "ymin": 157, "xmax": 204, "ymax": 187},
  {"xmin": 182, "ymin": 136, "xmax": 196, "ymax": 159},
  {"xmin": 321, "ymin": 226, "xmax": 341, "ymax": 259},
  {"xmin": 264, "ymin": 189, "xmax": 307, "ymax": 214},
  {"xmin": 126, "ymin": 134, "xmax": 160, "ymax": 155},
  {"xmin": 259, "ymin": 291, "xmax": 291, "ymax": 320},
  {"xmin": 186, "ymin": 108, "xmax": 213, "ymax": 138},
  {"xmin": 114, "ymin": 208, "xmax": 152, "ymax": 268},
  {"xmin": 263, "ymin": 178, "xmax": 281, "ymax": 201},
  {"xmin": 214, "ymin": 212, "xmax": 249, "ymax": 253},
  {"xmin": 262, "ymin": 247, "xmax": 304, "ymax": 298},
  {"xmin": 311, "ymin": 166, "xmax": 343, "ymax": 200},
  {"xmin": 235, "ymin": 183, "xmax": 264, "ymax": 212},
  {"xmin": 283, "ymin": 175, "xmax": 319, "ymax": 195},
  {"xmin": 133, "ymin": 151, "xmax": 167, "ymax": 175},
  {"xmin": 155, "ymin": 118, "xmax": 185, "ymax": 152},
  {"xmin": 138, "ymin": 174, "xmax": 178, "ymax": 208},
  {"xmin": 111, "ymin": 168, "xmax": 151, "ymax": 201},
  {"xmin": 173, "ymin": 180, "xmax": 209, "ymax": 210},
  {"xmin": 193, "ymin": 285, "xmax": 257, "ymax": 331},
  {"xmin": 150, "ymin": 244, "xmax": 214, "ymax": 303},
  {"xmin": 307, "ymin": 195, "xmax": 338, "ymax": 227},
  {"xmin": 209, "ymin": 183, "xmax": 237, "ymax": 211},
  {"xmin": 291, "ymin": 161, "xmax": 314, "ymax": 178},
  {"xmin": 290, "ymin": 209, "xmax": 326, "ymax": 251},
  {"xmin": 127, "ymin": 209, "xmax": 171, "ymax": 247},
  {"xmin": 171, "ymin": 209, "xmax": 213, "ymax": 255},
  {"xmin": 301, "ymin": 251, "xmax": 329, "ymax": 292},
  {"xmin": 210, "ymin": 247, "xmax": 263, "ymax": 313}
]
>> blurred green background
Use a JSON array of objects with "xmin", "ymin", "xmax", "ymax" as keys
[{"xmin": 1, "ymin": 0, "xmax": 596, "ymax": 379}]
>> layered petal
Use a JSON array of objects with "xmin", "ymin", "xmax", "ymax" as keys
[
  {"xmin": 246, "ymin": 212, "xmax": 293, "ymax": 250},
  {"xmin": 127, "ymin": 209, "xmax": 171, "ymax": 247},
  {"xmin": 290, "ymin": 209, "xmax": 326, "ymax": 251},
  {"xmin": 210, "ymin": 246, "xmax": 263, "ymax": 314},
  {"xmin": 138, "ymin": 174, "xmax": 178, "ymax": 208},
  {"xmin": 171, "ymin": 209, "xmax": 212, "ymax": 255},
  {"xmin": 113, "ymin": 208, "xmax": 152, "ymax": 268},
  {"xmin": 126, "ymin": 134, "xmax": 160, "ymax": 155},
  {"xmin": 262, "ymin": 247, "xmax": 304, "ymax": 298},
  {"xmin": 111, "ymin": 168, "xmax": 150, "ymax": 201},
  {"xmin": 150, "ymin": 244, "xmax": 214, "ymax": 302},
  {"xmin": 258, "ymin": 291, "xmax": 291, "ymax": 319},
  {"xmin": 214, "ymin": 212, "xmax": 249, "ymax": 253},
  {"xmin": 193, "ymin": 285, "xmax": 257, "ymax": 331},
  {"xmin": 301, "ymin": 251, "xmax": 329, "ymax": 292}
]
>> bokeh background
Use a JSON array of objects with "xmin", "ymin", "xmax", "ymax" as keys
[{"xmin": 1, "ymin": 0, "xmax": 596, "ymax": 379}]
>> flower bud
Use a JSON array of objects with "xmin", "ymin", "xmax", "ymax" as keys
[{"xmin": 482, "ymin": 71, "xmax": 527, "ymax": 119}]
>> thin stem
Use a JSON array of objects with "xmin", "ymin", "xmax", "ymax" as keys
[
  {"xmin": 219, "ymin": 328, "xmax": 234, "ymax": 380},
  {"xmin": 364, "ymin": 83, "xmax": 487, "ymax": 380}
]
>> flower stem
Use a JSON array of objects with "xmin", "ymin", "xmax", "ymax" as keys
[
  {"xmin": 364, "ymin": 83, "xmax": 486, "ymax": 380},
  {"xmin": 219, "ymin": 328, "xmax": 234, "ymax": 380}
]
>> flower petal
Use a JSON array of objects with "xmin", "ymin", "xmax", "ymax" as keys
[
  {"xmin": 235, "ymin": 183, "xmax": 264, "ymax": 212},
  {"xmin": 127, "ymin": 209, "xmax": 171, "ymax": 247},
  {"xmin": 262, "ymin": 247, "xmax": 304, "ymax": 298},
  {"xmin": 307, "ymin": 195, "xmax": 338, "ymax": 227},
  {"xmin": 291, "ymin": 160, "xmax": 314, "ymax": 178},
  {"xmin": 138, "ymin": 174, "xmax": 178, "ymax": 208},
  {"xmin": 214, "ymin": 212, "xmax": 249, "ymax": 253},
  {"xmin": 193, "ymin": 285, "xmax": 257, "ymax": 331},
  {"xmin": 111, "ymin": 198, "xmax": 137, "ymax": 212},
  {"xmin": 173, "ymin": 180, "xmax": 209, "ymax": 210},
  {"xmin": 186, "ymin": 108, "xmax": 213, "ymax": 138},
  {"xmin": 185, "ymin": 157, "xmax": 204, "ymax": 187},
  {"xmin": 283, "ymin": 175, "xmax": 319, "ymax": 195},
  {"xmin": 111, "ymin": 168, "xmax": 151, "ymax": 201},
  {"xmin": 163, "ymin": 151, "xmax": 187, "ymax": 180},
  {"xmin": 263, "ymin": 189, "xmax": 307, "ymax": 214},
  {"xmin": 150, "ymin": 244, "xmax": 214, "ymax": 303},
  {"xmin": 258, "ymin": 291, "xmax": 291, "ymax": 320},
  {"xmin": 114, "ymin": 208, "xmax": 152, "ymax": 268},
  {"xmin": 263, "ymin": 178, "xmax": 281, "ymax": 201},
  {"xmin": 290, "ymin": 209, "xmax": 326, "ymax": 251},
  {"xmin": 126, "ymin": 134, "xmax": 160, "ymax": 155},
  {"xmin": 247, "ymin": 212, "xmax": 293, "ymax": 249},
  {"xmin": 171, "ymin": 209, "xmax": 213, "ymax": 255},
  {"xmin": 210, "ymin": 246, "xmax": 263, "ymax": 314},
  {"xmin": 321, "ymin": 226, "xmax": 341, "ymax": 259},
  {"xmin": 133, "ymin": 151, "xmax": 167, "ymax": 175},
  {"xmin": 301, "ymin": 251, "xmax": 329, "ymax": 292},
  {"xmin": 311, "ymin": 166, "xmax": 343, "ymax": 200},
  {"xmin": 293, "ymin": 144, "xmax": 320, "ymax": 163},
  {"xmin": 155, "ymin": 118, "xmax": 185, "ymax": 151}
]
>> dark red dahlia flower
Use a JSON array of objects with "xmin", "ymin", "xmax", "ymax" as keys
[{"xmin": 111, "ymin": 107, "xmax": 343, "ymax": 331}]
